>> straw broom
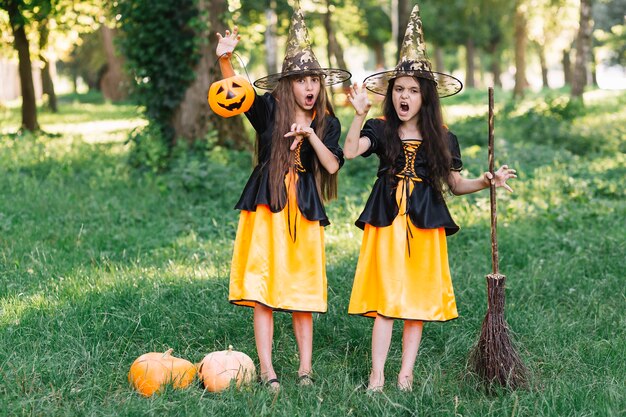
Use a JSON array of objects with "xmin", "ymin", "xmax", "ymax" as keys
[{"xmin": 470, "ymin": 87, "xmax": 527, "ymax": 389}]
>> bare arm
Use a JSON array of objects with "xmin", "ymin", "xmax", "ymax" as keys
[
  {"xmin": 216, "ymin": 26, "xmax": 240, "ymax": 78},
  {"xmin": 448, "ymin": 165, "xmax": 517, "ymax": 195},
  {"xmin": 344, "ymin": 83, "xmax": 373, "ymax": 159}
]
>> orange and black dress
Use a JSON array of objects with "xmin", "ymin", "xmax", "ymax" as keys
[
  {"xmin": 348, "ymin": 118, "xmax": 462, "ymax": 321},
  {"xmin": 229, "ymin": 92, "xmax": 344, "ymax": 313}
]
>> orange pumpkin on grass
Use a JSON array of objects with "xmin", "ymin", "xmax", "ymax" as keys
[
  {"xmin": 208, "ymin": 75, "xmax": 255, "ymax": 118},
  {"xmin": 128, "ymin": 349, "xmax": 196, "ymax": 397},
  {"xmin": 198, "ymin": 345, "xmax": 256, "ymax": 392}
]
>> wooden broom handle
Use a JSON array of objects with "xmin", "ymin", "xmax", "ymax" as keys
[{"xmin": 488, "ymin": 87, "xmax": 499, "ymax": 275}]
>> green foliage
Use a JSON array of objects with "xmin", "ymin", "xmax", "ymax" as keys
[
  {"xmin": 166, "ymin": 131, "xmax": 251, "ymax": 193},
  {"xmin": 451, "ymin": 90, "xmax": 623, "ymax": 156},
  {"xmin": 115, "ymin": 0, "xmax": 201, "ymax": 145},
  {"xmin": 126, "ymin": 123, "xmax": 170, "ymax": 173}
]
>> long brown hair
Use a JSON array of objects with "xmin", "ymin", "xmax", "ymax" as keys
[
  {"xmin": 265, "ymin": 75, "xmax": 338, "ymax": 209},
  {"xmin": 382, "ymin": 76, "xmax": 451, "ymax": 196}
]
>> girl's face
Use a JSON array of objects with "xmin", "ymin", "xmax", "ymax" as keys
[
  {"xmin": 291, "ymin": 75, "xmax": 321, "ymax": 111},
  {"xmin": 391, "ymin": 76, "xmax": 422, "ymax": 123}
]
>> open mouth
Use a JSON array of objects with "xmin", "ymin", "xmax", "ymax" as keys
[
  {"xmin": 305, "ymin": 94, "xmax": 315, "ymax": 106},
  {"xmin": 400, "ymin": 102, "xmax": 409, "ymax": 113}
]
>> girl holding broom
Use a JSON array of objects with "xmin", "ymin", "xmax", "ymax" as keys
[
  {"xmin": 344, "ymin": 4, "xmax": 516, "ymax": 392},
  {"xmin": 216, "ymin": 8, "xmax": 350, "ymax": 391}
]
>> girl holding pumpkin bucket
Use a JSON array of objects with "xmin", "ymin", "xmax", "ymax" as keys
[
  {"xmin": 215, "ymin": 9, "xmax": 350, "ymax": 391},
  {"xmin": 344, "ymin": 4, "xmax": 517, "ymax": 392}
]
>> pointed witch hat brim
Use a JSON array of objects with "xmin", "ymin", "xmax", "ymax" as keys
[
  {"xmin": 362, "ymin": 4, "xmax": 462, "ymax": 98},
  {"xmin": 253, "ymin": 8, "xmax": 351, "ymax": 90}
]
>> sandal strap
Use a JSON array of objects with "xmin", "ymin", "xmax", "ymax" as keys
[{"xmin": 298, "ymin": 374, "xmax": 314, "ymax": 382}]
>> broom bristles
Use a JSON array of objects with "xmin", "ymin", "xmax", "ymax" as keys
[{"xmin": 470, "ymin": 273, "xmax": 528, "ymax": 389}]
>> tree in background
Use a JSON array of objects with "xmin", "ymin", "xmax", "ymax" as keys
[
  {"xmin": 592, "ymin": 0, "xmax": 625, "ymax": 67},
  {"xmin": 513, "ymin": 0, "xmax": 529, "ymax": 98},
  {"xmin": 356, "ymin": 1, "xmax": 391, "ymax": 70},
  {"xmin": 1, "ymin": 0, "xmax": 39, "ymax": 131},
  {"xmin": 173, "ymin": 0, "xmax": 248, "ymax": 149},
  {"xmin": 396, "ymin": 0, "xmax": 410, "ymax": 61},
  {"xmin": 37, "ymin": 14, "xmax": 57, "ymax": 111},
  {"xmin": 527, "ymin": 0, "xmax": 579, "ymax": 89},
  {"xmin": 571, "ymin": 0, "xmax": 593, "ymax": 97}
]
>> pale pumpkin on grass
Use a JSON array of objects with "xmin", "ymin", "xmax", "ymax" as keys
[{"xmin": 198, "ymin": 345, "xmax": 256, "ymax": 392}]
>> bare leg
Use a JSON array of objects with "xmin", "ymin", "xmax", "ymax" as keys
[
  {"xmin": 397, "ymin": 320, "xmax": 423, "ymax": 391},
  {"xmin": 369, "ymin": 315, "xmax": 394, "ymax": 391},
  {"xmin": 292, "ymin": 312, "xmax": 313, "ymax": 383},
  {"xmin": 254, "ymin": 303, "xmax": 279, "ymax": 389}
]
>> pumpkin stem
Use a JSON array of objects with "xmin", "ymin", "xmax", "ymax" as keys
[{"xmin": 163, "ymin": 348, "xmax": 174, "ymax": 357}]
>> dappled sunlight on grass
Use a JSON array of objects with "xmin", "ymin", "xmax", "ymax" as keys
[
  {"xmin": 45, "ymin": 119, "xmax": 147, "ymax": 143},
  {"xmin": 0, "ymin": 293, "xmax": 59, "ymax": 327},
  {"xmin": 443, "ymin": 103, "xmax": 487, "ymax": 123}
]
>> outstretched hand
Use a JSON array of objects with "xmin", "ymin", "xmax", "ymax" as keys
[
  {"xmin": 485, "ymin": 165, "xmax": 517, "ymax": 192},
  {"xmin": 284, "ymin": 123, "xmax": 314, "ymax": 151},
  {"xmin": 347, "ymin": 82, "xmax": 371, "ymax": 116},
  {"xmin": 216, "ymin": 26, "xmax": 240, "ymax": 58}
]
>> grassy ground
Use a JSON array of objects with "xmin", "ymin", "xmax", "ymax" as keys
[{"xmin": 1, "ymin": 89, "xmax": 625, "ymax": 416}]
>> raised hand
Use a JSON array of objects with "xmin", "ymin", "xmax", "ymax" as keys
[
  {"xmin": 347, "ymin": 82, "xmax": 371, "ymax": 116},
  {"xmin": 284, "ymin": 123, "xmax": 314, "ymax": 151},
  {"xmin": 216, "ymin": 26, "xmax": 240, "ymax": 58},
  {"xmin": 485, "ymin": 165, "xmax": 517, "ymax": 192}
]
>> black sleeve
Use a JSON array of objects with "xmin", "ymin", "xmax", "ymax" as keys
[
  {"xmin": 323, "ymin": 116, "xmax": 345, "ymax": 169},
  {"xmin": 244, "ymin": 91, "xmax": 273, "ymax": 133},
  {"xmin": 360, "ymin": 118, "xmax": 385, "ymax": 158},
  {"xmin": 447, "ymin": 131, "xmax": 463, "ymax": 171}
]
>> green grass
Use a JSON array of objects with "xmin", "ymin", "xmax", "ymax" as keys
[{"xmin": 1, "ymin": 89, "xmax": 625, "ymax": 416}]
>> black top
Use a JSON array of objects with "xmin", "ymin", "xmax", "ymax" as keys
[
  {"xmin": 234, "ymin": 92, "xmax": 344, "ymax": 227},
  {"xmin": 356, "ymin": 118, "xmax": 462, "ymax": 236}
]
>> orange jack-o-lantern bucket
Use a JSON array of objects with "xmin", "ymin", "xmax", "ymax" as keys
[{"xmin": 208, "ymin": 75, "xmax": 254, "ymax": 118}]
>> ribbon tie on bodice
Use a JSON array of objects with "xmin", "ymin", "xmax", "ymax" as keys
[
  {"xmin": 395, "ymin": 140, "xmax": 422, "ymax": 256},
  {"xmin": 286, "ymin": 140, "xmax": 306, "ymax": 242}
]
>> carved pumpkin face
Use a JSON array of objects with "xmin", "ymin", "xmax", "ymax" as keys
[
  {"xmin": 208, "ymin": 75, "xmax": 255, "ymax": 118},
  {"xmin": 198, "ymin": 345, "xmax": 256, "ymax": 392},
  {"xmin": 128, "ymin": 349, "xmax": 197, "ymax": 397}
]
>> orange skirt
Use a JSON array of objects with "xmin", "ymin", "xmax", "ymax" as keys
[
  {"xmin": 229, "ymin": 173, "xmax": 327, "ymax": 313},
  {"xmin": 348, "ymin": 178, "xmax": 458, "ymax": 321}
]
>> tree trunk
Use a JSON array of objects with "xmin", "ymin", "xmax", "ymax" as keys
[
  {"xmin": 39, "ymin": 19, "xmax": 57, "ymax": 112},
  {"xmin": 513, "ymin": 0, "xmax": 528, "ymax": 99},
  {"xmin": 171, "ymin": 0, "xmax": 248, "ymax": 149},
  {"xmin": 325, "ymin": 1, "xmax": 351, "ymax": 103},
  {"xmin": 537, "ymin": 42, "xmax": 549, "ymax": 89},
  {"xmin": 465, "ymin": 39, "xmax": 476, "ymax": 88},
  {"xmin": 324, "ymin": 4, "xmax": 335, "ymax": 105},
  {"xmin": 7, "ymin": 2, "xmax": 39, "ymax": 131},
  {"xmin": 374, "ymin": 42, "xmax": 385, "ymax": 70},
  {"xmin": 100, "ymin": 25, "xmax": 129, "ymax": 102},
  {"xmin": 563, "ymin": 49, "xmax": 572, "ymax": 85},
  {"xmin": 396, "ymin": 0, "xmax": 410, "ymax": 61},
  {"xmin": 486, "ymin": 41, "xmax": 502, "ymax": 88},
  {"xmin": 265, "ymin": 2, "xmax": 278, "ymax": 75},
  {"xmin": 591, "ymin": 49, "xmax": 597, "ymax": 86},
  {"xmin": 330, "ymin": 29, "xmax": 350, "ymax": 89},
  {"xmin": 434, "ymin": 46, "xmax": 444, "ymax": 73},
  {"xmin": 571, "ymin": 0, "xmax": 592, "ymax": 98}
]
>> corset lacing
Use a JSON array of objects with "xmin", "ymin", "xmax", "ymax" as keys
[
  {"xmin": 294, "ymin": 140, "xmax": 306, "ymax": 173},
  {"xmin": 396, "ymin": 140, "xmax": 422, "ymax": 257},
  {"xmin": 286, "ymin": 140, "xmax": 306, "ymax": 242}
]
